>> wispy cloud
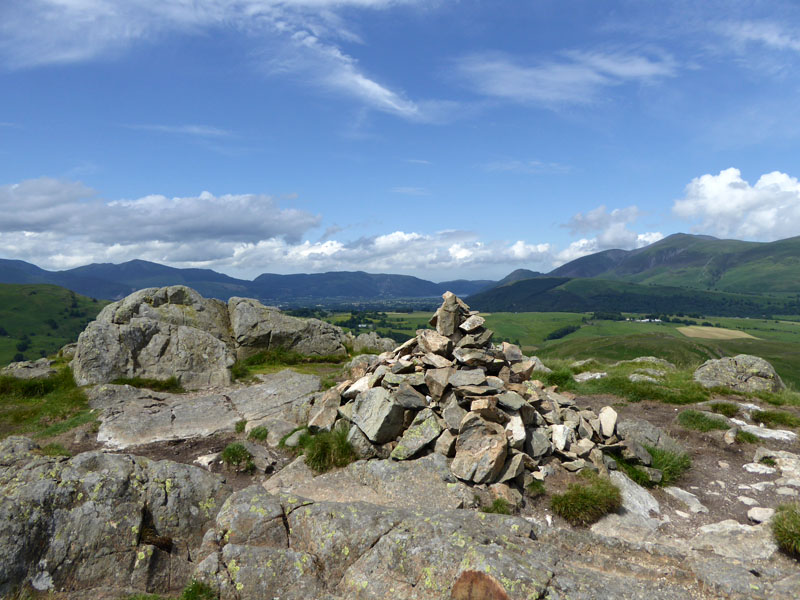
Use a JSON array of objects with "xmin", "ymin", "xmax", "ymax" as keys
[
  {"xmin": 391, "ymin": 186, "xmax": 430, "ymax": 196},
  {"xmin": 405, "ymin": 158, "xmax": 432, "ymax": 165},
  {"xmin": 125, "ymin": 124, "xmax": 234, "ymax": 138},
  {"xmin": 0, "ymin": 1, "xmax": 453, "ymax": 123},
  {"xmin": 721, "ymin": 21, "xmax": 800, "ymax": 53},
  {"xmin": 483, "ymin": 159, "xmax": 571, "ymax": 175},
  {"xmin": 456, "ymin": 49, "xmax": 676, "ymax": 107}
]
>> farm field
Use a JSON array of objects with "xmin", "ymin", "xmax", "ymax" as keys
[{"xmin": 677, "ymin": 325, "xmax": 755, "ymax": 339}]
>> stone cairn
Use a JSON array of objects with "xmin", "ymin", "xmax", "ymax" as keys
[{"xmin": 306, "ymin": 292, "xmax": 653, "ymax": 503}]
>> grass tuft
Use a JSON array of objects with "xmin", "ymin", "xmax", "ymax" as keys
[
  {"xmin": 772, "ymin": 503, "xmax": 800, "ymax": 558},
  {"xmin": 180, "ymin": 580, "xmax": 218, "ymax": 600},
  {"xmin": 110, "ymin": 376, "xmax": 184, "ymax": 393},
  {"xmin": 220, "ymin": 443, "xmax": 254, "ymax": 473},
  {"xmin": 526, "ymin": 479, "xmax": 546, "ymax": 498},
  {"xmin": 709, "ymin": 402, "xmax": 739, "ymax": 418},
  {"xmin": 480, "ymin": 498, "xmax": 513, "ymax": 515},
  {"xmin": 541, "ymin": 368, "xmax": 575, "ymax": 389},
  {"xmin": 735, "ymin": 430, "xmax": 760, "ymax": 444},
  {"xmin": 298, "ymin": 427, "xmax": 357, "ymax": 473},
  {"xmin": 677, "ymin": 409, "xmax": 729, "ymax": 432},
  {"xmin": 550, "ymin": 471, "xmax": 622, "ymax": 526},
  {"xmin": 36, "ymin": 443, "xmax": 72, "ymax": 457},
  {"xmin": 646, "ymin": 445, "xmax": 691, "ymax": 486},
  {"xmin": 752, "ymin": 409, "xmax": 800, "ymax": 429},
  {"xmin": 760, "ymin": 456, "xmax": 777, "ymax": 467},
  {"xmin": 247, "ymin": 425, "xmax": 269, "ymax": 442},
  {"xmin": 234, "ymin": 419, "xmax": 247, "ymax": 434}
]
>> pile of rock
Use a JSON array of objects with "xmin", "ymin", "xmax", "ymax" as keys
[{"xmin": 306, "ymin": 292, "xmax": 658, "ymax": 501}]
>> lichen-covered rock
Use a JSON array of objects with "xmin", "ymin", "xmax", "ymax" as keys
[
  {"xmin": 352, "ymin": 387, "xmax": 405, "ymax": 444},
  {"xmin": 390, "ymin": 408, "xmax": 442, "ymax": 460},
  {"xmin": 229, "ymin": 296, "xmax": 346, "ymax": 359},
  {"xmin": 693, "ymin": 354, "xmax": 785, "ymax": 392},
  {"xmin": 451, "ymin": 413, "xmax": 507, "ymax": 484},
  {"xmin": 0, "ymin": 437, "xmax": 231, "ymax": 597},
  {"xmin": 0, "ymin": 358, "xmax": 57, "ymax": 379},
  {"xmin": 73, "ymin": 286, "xmax": 235, "ymax": 389}
]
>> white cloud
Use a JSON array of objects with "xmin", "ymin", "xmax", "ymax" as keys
[
  {"xmin": 673, "ymin": 167, "xmax": 800, "ymax": 240},
  {"xmin": 456, "ymin": 49, "xmax": 676, "ymax": 106},
  {"xmin": 0, "ymin": 0, "xmax": 450, "ymax": 121},
  {"xmin": 0, "ymin": 176, "xmax": 555, "ymax": 280},
  {"xmin": 390, "ymin": 186, "xmax": 430, "ymax": 196},
  {"xmin": 554, "ymin": 204, "xmax": 663, "ymax": 265},
  {"xmin": 721, "ymin": 21, "xmax": 800, "ymax": 53}
]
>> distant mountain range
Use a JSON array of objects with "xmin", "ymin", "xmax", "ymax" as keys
[
  {"xmin": 0, "ymin": 259, "xmax": 494, "ymax": 303},
  {"xmin": 2, "ymin": 233, "xmax": 799, "ymax": 312}
]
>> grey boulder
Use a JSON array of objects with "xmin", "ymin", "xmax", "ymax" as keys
[{"xmin": 693, "ymin": 354, "xmax": 785, "ymax": 392}]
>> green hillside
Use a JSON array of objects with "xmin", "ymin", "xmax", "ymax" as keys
[
  {"xmin": 0, "ymin": 284, "xmax": 107, "ymax": 366},
  {"xmin": 468, "ymin": 277, "xmax": 800, "ymax": 317},
  {"xmin": 548, "ymin": 233, "xmax": 800, "ymax": 294}
]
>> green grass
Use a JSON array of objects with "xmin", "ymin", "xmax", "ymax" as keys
[
  {"xmin": 550, "ymin": 471, "xmax": 622, "ymax": 526},
  {"xmin": 220, "ymin": 443, "xmax": 254, "ymax": 473},
  {"xmin": 772, "ymin": 503, "xmax": 800, "ymax": 558},
  {"xmin": 111, "ymin": 376, "xmax": 184, "ymax": 393},
  {"xmin": 480, "ymin": 498, "xmax": 513, "ymax": 515},
  {"xmin": 0, "ymin": 283, "xmax": 107, "ymax": 367},
  {"xmin": 709, "ymin": 402, "xmax": 739, "ymax": 418},
  {"xmin": 35, "ymin": 442, "xmax": 71, "ymax": 457},
  {"xmin": 526, "ymin": 479, "xmax": 546, "ymax": 498},
  {"xmin": 575, "ymin": 370, "xmax": 709, "ymax": 405},
  {"xmin": 180, "ymin": 581, "xmax": 218, "ymax": 600},
  {"xmin": 231, "ymin": 346, "xmax": 347, "ymax": 381},
  {"xmin": 677, "ymin": 410, "xmax": 730, "ymax": 432},
  {"xmin": 611, "ymin": 444, "xmax": 690, "ymax": 488},
  {"xmin": 760, "ymin": 456, "xmax": 777, "ymax": 466},
  {"xmin": 752, "ymin": 409, "xmax": 800, "ymax": 429},
  {"xmin": 0, "ymin": 367, "xmax": 91, "ymax": 440},
  {"xmin": 296, "ymin": 427, "xmax": 357, "ymax": 473},
  {"xmin": 735, "ymin": 430, "xmax": 760, "ymax": 444},
  {"xmin": 247, "ymin": 425, "xmax": 269, "ymax": 441},
  {"xmin": 235, "ymin": 419, "xmax": 247, "ymax": 434}
]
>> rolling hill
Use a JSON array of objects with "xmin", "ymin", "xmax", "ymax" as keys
[
  {"xmin": 548, "ymin": 233, "xmax": 800, "ymax": 294},
  {"xmin": 467, "ymin": 276, "xmax": 800, "ymax": 316}
]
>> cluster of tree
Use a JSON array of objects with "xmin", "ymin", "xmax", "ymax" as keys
[
  {"xmin": 545, "ymin": 324, "xmax": 581, "ymax": 340},
  {"xmin": 590, "ymin": 311, "xmax": 624, "ymax": 321}
]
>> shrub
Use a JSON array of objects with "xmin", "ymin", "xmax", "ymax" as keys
[
  {"xmin": 677, "ymin": 410, "xmax": 729, "ymax": 432},
  {"xmin": 772, "ymin": 503, "xmax": 800, "ymax": 557},
  {"xmin": 248, "ymin": 425, "xmax": 269, "ymax": 441},
  {"xmin": 235, "ymin": 419, "xmax": 247, "ymax": 434},
  {"xmin": 181, "ymin": 580, "xmax": 218, "ymax": 600},
  {"xmin": 480, "ymin": 498, "xmax": 512, "ymax": 515},
  {"xmin": 709, "ymin": 402, "xmax": 738, "ymax": 418},
  {"xmin": 299, "ymin": 427, "xmax": 356, "ymax": 473},
  {"xmin": 752, "ymin": 410, "xmax": 800, "ymax": 429},
  {"xmin": 551, "ymin": 471, "xmax": 622, "ymax": 526},
  {"xmin": 735, "ymin": 430, "xmax": 759, "ymax": 444},
  {"xmin": 220, "ymin": 443, "xmax": 254, "ymax": 472},
  {"xmin": 526, "ymin": 479, "xmax": 546, "ymax": 498}
]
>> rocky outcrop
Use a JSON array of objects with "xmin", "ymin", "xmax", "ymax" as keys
[
  {"xmin": 89, "ymin": 370, "xmax": 320, "ymax": 449},
  {"xmin": 228, "ymin": 296, "xmax": 346, "ymax": 359},
  {"xmin": 0, "ymin": 358, "xmax": 58, "ymax": 379},
  {"xmin": 349, "ymin": 330, "xmax": 396, "ymax": 354},
  {"xmin": 693, "ymin": 354, "xmax": 785, "ymax": 392},
  {"xmin": 72, "ymin": 286, "xmax": 348, "ymax": 389},
  {"xmin": 0, "ymin": 436, "xmax": 231, "ymax": 597}
]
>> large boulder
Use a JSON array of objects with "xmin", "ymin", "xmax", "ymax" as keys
[
  {"xmin": 693, "ymin": 354, "xmax": 785, "ymax": 393},
  {"xmin": 0, "ymin": 358, "xmax": 57, "ymax": 379},
  {"xmin": 228, "ymin": 296, "xmax": 347, "ymax": 359},
  {"xmin": 72, "ymin": 286, "xmax": 235, "ymax": 390},
  {"xmin": 0, "ymin": 436, "xmax": 231, "ymax": 597},
  {"xmin": 71, "ymin": 286, "xmax": 349, "ymax": 390}
]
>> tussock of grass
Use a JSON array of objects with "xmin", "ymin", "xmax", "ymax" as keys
[
  {"xmin": 735, "ymin": 430, "xmax": 760, "ymax": 444},
  {"xmin": 752, "ymin": 409, "xmax": 800, "ymax": 429},
  {"xmin": 551, "ymin": 471, "xmax": 622, "ymax": 526},
  {"xmin": 772, "ymin": 503, "xmax": 800, "ymax": 558},
  {"xmin": 480, "ymin": 498, "xmax": 512, "ymax": 515},
  {"xmin": 541, "ymin": 368, "xmax": 575, "ymax": 389},
  {"xmin": 235, "ymin": 419, "xmax": 247, "ymax": 434},
  {"xmin": 220, "ymin": 443, "xmax": 254, "ymax": 473},
  {"xmin": 709, "ymin": 402, "xmax": 739, "ymax": 418},
  {"xmin": 247, "ymin": 425, "xmax": 269, "ymax": 441},
  {"xmin": 0, "ymin": 367, "xmax": 90, "ymax": 439},
  {"xmin": 647, "ymin": 445, "xmax": 691, "ymax": 486},
  {"xmin": 180, "ymin": 581, "xmax": 218, "ymax": 600},
  {"xmin": 297, "ymin": 427, "xmax": 357, "ymax": 473},
  {"xmin": 677, "ymin": 409, "xmax": 729, "ymax": 432},
  {"xmin": 36, "ymin": 443, "xmax": 71, "ymax": 457},
  {"xmin": 526, "ymin": 479, "xmax": 546, "ymax": 498},
  {"xmin": 760, "ymin": 456, "xmax": 777, "ymax": 466},
  {"xmin": 111, "ymin": 376, "xmax": 184, "ymax": 393}
]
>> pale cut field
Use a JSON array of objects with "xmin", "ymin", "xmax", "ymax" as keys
[{"xmin": 677, "ymin": 325, "xmax": 756, "ymax": 340}]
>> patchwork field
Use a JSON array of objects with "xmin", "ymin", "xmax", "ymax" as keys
[{"xmin": 677, "ymin": 325, "xmax": 756, "ymax": 339}]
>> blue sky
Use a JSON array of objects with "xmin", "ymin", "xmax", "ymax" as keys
[{"xmin": 2, "ymin": 0, "xmax": 800, "ymax": 282}]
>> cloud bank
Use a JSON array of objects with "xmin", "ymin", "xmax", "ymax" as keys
[{"xmin": 673, "ymin": 167, "xmax": 800, "ymax": 240}]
